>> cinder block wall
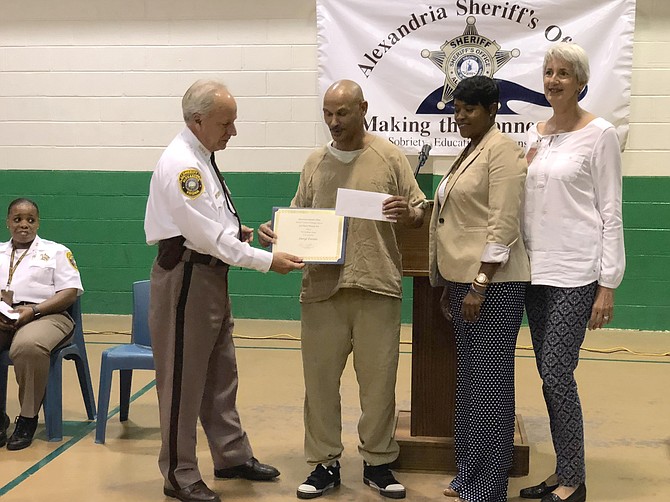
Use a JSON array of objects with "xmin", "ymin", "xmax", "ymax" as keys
[{"xmin": 0, "ymin": 0, "xmax": 668, "ymax": 330}]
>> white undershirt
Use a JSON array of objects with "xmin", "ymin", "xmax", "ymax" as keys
[{"xmin": 327, "ymin": 142, "xmax": 364, "ymax": 163}]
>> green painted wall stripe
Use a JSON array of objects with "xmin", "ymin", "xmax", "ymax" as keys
[
  {"xmin": 622, "ymin": 202, "xmax": 670, "ymax": 230},
  {"xmin": 622, "ymin": 177, "xmax": 670, "ymax": 202},
  {"xmin": 625, "ymin": 229, "xmax": 670, "ymax": 255},
  {"xmin": 623, "ymin": 255, "xmax": 670, "ymax": 280},
  {"xmin": 0, "ymin": 171, "xmax": 668, "ymax": 330},
  {"xmin": 616, "ymin": 280, "xmax": 670, "ymax": 307}
]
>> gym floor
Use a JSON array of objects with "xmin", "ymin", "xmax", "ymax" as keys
[{"xmin": 0, "ymin": 317, "xmax": 668, "ymax": 501}]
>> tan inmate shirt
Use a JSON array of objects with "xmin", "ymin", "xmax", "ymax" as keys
[{"xmin": 292, "ymin": 135, "xmax": 425, "ymax": 303}]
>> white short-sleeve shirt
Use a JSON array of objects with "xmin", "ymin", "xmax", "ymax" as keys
[
  {"xmin": 144, "ymin": 127, "xmax": 272, "ymax": 273},
  {"xmin": 0, "ymin": 236, "xmax": 84, "ymax": 304}
]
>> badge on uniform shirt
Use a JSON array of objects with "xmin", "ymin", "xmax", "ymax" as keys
[
  {"xmin": 179, "ymin": 169, "xmax": 204, "ymax": 199},
  {"xmin": 66, "ymin": 251, "xmax": 78, "ymax": 270}
]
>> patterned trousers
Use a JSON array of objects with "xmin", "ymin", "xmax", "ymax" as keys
[
  {"xmin": 446, "ymin": 281, "xmax": 527, "ymax": 502},
  {"xmin": 525, "ymin": 282, "xmax": 598, "ymax": 487}
]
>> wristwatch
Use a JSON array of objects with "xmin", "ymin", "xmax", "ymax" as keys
[
  {"xmin": 30, "ymin": 305, "xmax": 42, "ymax": 319},
  {"xmin": 474, "ymin": 273, "xmax": 490, "ymax": 287}
]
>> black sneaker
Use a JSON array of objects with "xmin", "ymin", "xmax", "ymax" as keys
[
  {"xmin": 363, "ymin": 462, "xmax": 406, "ymax": 499},
  {"xmin": 7, "ymin": 415, "xmax": 38, "ymax": 451},
  {"xmin": 0, "ymin": 413, "xmax": 9, "ymax": 448},
  {"xmin": 296, "ymin": 461, "xmax": 341, "ymax": 499}
]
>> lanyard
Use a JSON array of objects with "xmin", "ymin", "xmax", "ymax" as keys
[
  {"xmin": 5, "ymin": 247, "xmax": 29, "ymax": 290},
  {"xmin": 210, "ymin": 153, "xmax": 242, "ymax": 240}
]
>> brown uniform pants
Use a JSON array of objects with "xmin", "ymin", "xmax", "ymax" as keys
[
  {"xmin": 0, "ymin": 313, "xmax": 74, "ymax": 417},
  {"xmin": 149, "ymin": 259, "xmax": 253, "ymax": 491},
  {"xmin": 301, "ymin": 288, "xmax": 401, "ymax": 467}
]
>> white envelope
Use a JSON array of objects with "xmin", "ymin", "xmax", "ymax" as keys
[
  {"xmin": 335, "ymin": 188, "xmax": 393, "ymax": 222},
  {"xmin": 0, "ymin": 300, "xmax": 19, "ymax": 321}
]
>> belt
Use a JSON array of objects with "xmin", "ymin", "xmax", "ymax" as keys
[
  {"xmin": 12, "ymin": 301, "xmax": 36, "ymax": 307},
  {"xmin": 181, "ymin": 249, "xmax": 229, "ymax": 268},
  {"xmin": 10, "ymin": 302, "xmax": 72, "ymax": 322}
]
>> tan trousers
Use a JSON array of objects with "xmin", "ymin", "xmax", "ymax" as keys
[
  {"xmin": 0, "ymin": 313, "xmax": 74, "ymax": 417},
  {"xmin": 149, "ymin": 260, "xmax": 253, "ymax": 491},
  {"xmin": 301, "ymin": 288, "xmax": 401, "ymax": 467}
]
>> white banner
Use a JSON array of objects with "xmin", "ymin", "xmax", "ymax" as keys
[{"xmin": 317, "ymin": 0, "xmax": 636, "ymax": 156}]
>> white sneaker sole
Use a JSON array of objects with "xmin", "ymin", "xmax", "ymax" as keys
[
  {"xmin": 363, "ymin": 478, "xmax": 406, "ymax": 499},
  {"xmin": 296, "ymin": 480, "xmax": 340, "ymax": 499}
]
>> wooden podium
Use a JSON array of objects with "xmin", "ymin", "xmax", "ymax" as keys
[{"xmin": 391, "ymin": 203, "xmax": 529, "ymax": 476}]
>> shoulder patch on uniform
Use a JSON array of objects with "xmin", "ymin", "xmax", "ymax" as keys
[
  {"xmin": 179, "ymin": 168, "xmax": 204, "ymax": 199},
  {"xmin": 66, "ymin": 251, "xmax": 78, "ymax": 270}
]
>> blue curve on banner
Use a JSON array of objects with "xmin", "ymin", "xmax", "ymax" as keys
[{"xmin": 415, "ymin": 80, "xmax": 588, "ymax": 115}]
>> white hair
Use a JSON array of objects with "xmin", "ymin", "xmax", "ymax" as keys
[
  {"xmin": 181, "ymin": 80, "xmax": 229, "ymax": 122},
  {"xmin": 544, "ymin": 43, "xmax": 590, "ymax": 85}
]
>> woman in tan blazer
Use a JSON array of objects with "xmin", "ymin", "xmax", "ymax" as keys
[{"xmin": 428, "ymin": 76, "xmax": 530, "ymax": 502}]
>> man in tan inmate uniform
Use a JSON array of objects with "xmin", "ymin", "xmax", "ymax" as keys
[
  {"xmin": 144, "ymin": 80, "xmax": 303, "ymax": 502},
  {"xmin": 260, "ymin": 80, "xmax": 426, "ymax": 500}
]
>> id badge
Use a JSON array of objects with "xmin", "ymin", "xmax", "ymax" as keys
[{"xmin": 1, "ymin": 289, "xmax": 14, "ymax": 305}]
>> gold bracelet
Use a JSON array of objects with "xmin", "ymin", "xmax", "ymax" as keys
[{"xmin": 469, "ymin": 284, "xmax": 486, "ymax": 298}]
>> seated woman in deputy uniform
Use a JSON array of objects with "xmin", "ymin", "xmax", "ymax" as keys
[{"xmin": 0, "ymin": 198, "xmax": 83, "ymax": 450}]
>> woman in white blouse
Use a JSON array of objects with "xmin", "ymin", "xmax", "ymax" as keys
[{"xmin": 520, "ymin": 44, "xmax": 625, "ymax": 502}]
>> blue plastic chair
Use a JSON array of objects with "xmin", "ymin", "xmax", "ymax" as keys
[
  {"xmin": 95, "ymin": 280, "xmax": 154, "ymax": 444},
  {"xmin": 0, "ymin": 297, "xmax": 96, "ymax": 441}
]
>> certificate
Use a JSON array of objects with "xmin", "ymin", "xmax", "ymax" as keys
[{"xmin": 271, "ymin": 208, "xmax": 347, "ymax": 264}]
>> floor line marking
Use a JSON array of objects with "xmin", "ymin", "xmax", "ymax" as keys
[{"xmin": 0, "ymin": 380, "xmax": 156, "ymax": 497}]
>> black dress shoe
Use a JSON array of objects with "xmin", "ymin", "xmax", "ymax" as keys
[
  {"xmin": 164, "ymin": 480, "xmax": 221, "ymax": 502},
  {"xmin": 520, "ymin": 480, "xmax": 560, "ymax": 499},
  {"xmin": 0, "ymin": 413, "xmax": 10, "ymax": 448},
  {"xmin": 214, "ymin": 456, "xmax": 280, "ymax": 481},
  {"xmin": 7, "ymin": 415, "xmax": 38, "ymax": 451},
  {"xmin": 541, "ymin": 483, "xmax": 586, "ymax": 502}
]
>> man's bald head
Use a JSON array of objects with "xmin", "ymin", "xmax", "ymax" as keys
[
  {"xmin": 322, "ymin": 80, "xmax": 369, "ymax": 151},
  {"xmin": 324, "ymin": 80, "xmax": 365, "ymax": 104}
]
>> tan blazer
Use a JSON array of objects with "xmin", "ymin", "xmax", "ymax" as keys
[{"xmin": 429, "ymin": 126, "xmax": 530, "ymax": 286}]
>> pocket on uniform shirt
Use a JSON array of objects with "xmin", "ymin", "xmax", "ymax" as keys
[
  {"xmin": 547, "ymin": 153, "xmax": 586, "ymax": 182},
  {"xmin": 28, "ymin": 261, "xmax": 56, "ymax": 287}
]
